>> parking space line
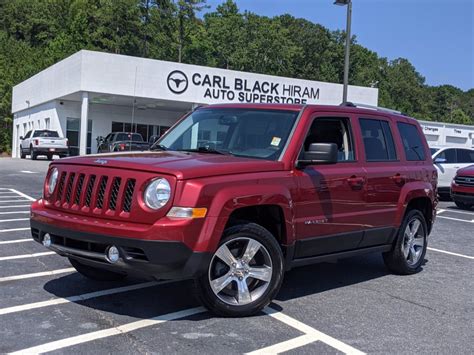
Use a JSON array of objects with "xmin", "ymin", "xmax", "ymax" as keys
[
  {"xmin": 0, "ymin": 268, "xmax": 75, "ymax": 283},
  {"xmin": 437, "ymin": 215, "xmax": 474, "ymax": 223},
  {"xmin": 439, "ymin": 209, "xmax": 474, "ymax": 216},
  {"xmin": 428, "ymin": 247, "xmax": 474, "ymax": 260},
  {"xmin": 0, "ymin": 218, "xmax": 29, "ymax": 223},
  {"xmin": 0, "ymin": 251, "xmax": 54, "ymax": 261},
  {"xmin": 10, "ymin": 307, "xmax": 205, "ymax": 355},
  {"xmin": 0, "ymin": 211, "xmax": 29, "ymax": 215},
  {"xmin": 0, "ymin": 239, "xmax": 31, "ymax": 245},
  {"xmin": 0, "ymin": 281, "xmax": 168, "ymax": 316},
  {"xmin": 0, "ymin": 200, "xmax": 31, "ymax": 204},
  {"xmin": 8, "ymin": 189, "xmax": 36, "ymax": 201},
  {"xmin": 247, "ymin": 334, "xmax": 318, "ymax": 354},
  {"xmin": 262, "ymin": 307, "xmax": 365, "ymax": 355},
  {"xmin": 0, "ymin": 205, "xmax": 30, "ymax": 209},
  {"xmin": 0, "ymin": 227, "xmax": 30, "ymax": 233}
]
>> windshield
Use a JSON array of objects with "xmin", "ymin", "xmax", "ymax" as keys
[
  {"xmin": 155, "ymin": 108, "xmax": 299, "ymax": 160},
  {"xmin": 33, "ymin": 130, "xmax": 59, "ymax": 138}
]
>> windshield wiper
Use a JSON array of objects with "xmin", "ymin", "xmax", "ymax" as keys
[{"xmin": 179, "ymin": 147, "xmax": 231, "ymax": 155}]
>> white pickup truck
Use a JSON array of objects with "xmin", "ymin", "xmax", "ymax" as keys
[{"xmin": 20, "ymin": 129, "xmax": 69, "ymax": 160}]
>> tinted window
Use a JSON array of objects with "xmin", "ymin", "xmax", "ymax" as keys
[
  {"xmin": 360, "ymin": 118, "xmax": 397, "ymax": 161},
  {"xmin": 33, "ymin": 130, "xmax": 59, "ymax": 138},
  {"xmin": 457, "ymin": 149, "xmax": 474, "ymax": 163},
  {"xmin": 436, "ymin": 149, "xmax": 456, "ymax": 164},
  {"xmin": 131, "ymin": 133, "xmax": 144, "ymax": 142},
  {"xmin": 397, "ymin": 122, "xmax": 426, "ymax": 161},
  {"xmin": 24, "ymin": 131, "xmax": 32, "ymax": 139},
  {"xmin": 303, "ymin": 117, "xmax": 355, "ymax": 162}
]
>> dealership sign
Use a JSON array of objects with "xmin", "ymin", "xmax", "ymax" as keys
[{"xmin": 166, "ymin": 69, "xmax": 321, "ymax": 104}]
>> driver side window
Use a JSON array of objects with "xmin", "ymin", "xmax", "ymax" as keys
[{"xmin": 301, "ymin": 117, "xmax": 355, "ymax": 162}]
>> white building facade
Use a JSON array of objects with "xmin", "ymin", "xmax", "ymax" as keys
[
  {"xmin": 419, "ymin": 120, "xmax": 474, "ymax": 149},
  {"xmin": 11, "ymin": 50, "xmax": 381, "ymax": 157}
]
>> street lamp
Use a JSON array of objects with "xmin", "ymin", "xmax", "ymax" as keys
[{"xmin": 334, "ymin": 0, "xmax": 352, "ymax": 104}]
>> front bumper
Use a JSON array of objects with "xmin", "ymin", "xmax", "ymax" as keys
[
  {"xmin": 451, "ymin": 192, "xmax": 474, "ymax": 204},
  {"xmin": 31, "ymin": 220, "xmax": 212, "ymax": 280}
]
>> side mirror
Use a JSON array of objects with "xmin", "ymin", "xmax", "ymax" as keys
[
  {"xmin": 149, "ymin": 135, "xmax": 160, "ymax": 145},
  {"xmin": 298, "ymin": 143, "xmax": 338, "ymax": 167},
  {"xmin": 19, "ymin": 136, "xmax": 24, "ymax": 140},
  {"xmin": 434, "ymin": 157, "xmax": 447, "ymax": 164}
]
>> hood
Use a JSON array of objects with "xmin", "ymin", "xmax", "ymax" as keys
[
  {"xmin": 457, "ymin": 164, "xmax": 474, "ymax": 177},
  {"xmin": 54, "ymin": 151, "xmax": 285, "ymax": 179}
]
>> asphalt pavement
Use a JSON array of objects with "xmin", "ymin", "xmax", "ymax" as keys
[{"xmin": 0, "ymin": 157, "xmax": 472, "ymax": 354}]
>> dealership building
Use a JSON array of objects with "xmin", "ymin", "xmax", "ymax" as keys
[
  {"xmin": 10, "ymin": 50, "xmax": 473, "ymax": 158},
  {"xmin": 11, "ymin": 50, "xmax": 379, "ymax": 157}
]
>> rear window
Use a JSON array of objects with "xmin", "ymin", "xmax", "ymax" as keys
[
  {"xmin": 397, "ymin": 122, "xmax": 426, "ymax": 161},
  {"xmin": 33, "ymin": 130, "xmax": 59, "ymax": 138},
  {"xmin": 115, "ymin": 133, "xmax": 144, "ymax": 142},
  {"xmin": 360, "ymin": 118, "xmax": 397, "ymax": 161}
]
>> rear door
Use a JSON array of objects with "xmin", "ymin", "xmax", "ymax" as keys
[
  {"xmin": 358, "ymin": 116, "xmax": 403, "ymax": 244},
  {"xmin": 294, "ymin": 113, "xmax": 368, "ymax": 258}
]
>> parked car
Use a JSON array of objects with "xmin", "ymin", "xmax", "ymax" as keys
[
  {"xmin": 97, "ymin": 132, "xmax": 149, "ymax": 153},
  {"xmin": 20, "ymin": 129, "xmax": 69, "ymax": 160},
  {"xmin": 31, "ymin": 103, "xmax": 437, "ymax": 317},
  {"xmin": 451, "ymin": 164, "xmax": 474, "ymax": 210},
  {"xmin": 431, "ymin": 147, "xmax": 474, "ymax": 198}
]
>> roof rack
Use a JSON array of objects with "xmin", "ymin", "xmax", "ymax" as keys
[{"xmin": 341, "ymin": 102, "xmax": 402, "ymax": 115}]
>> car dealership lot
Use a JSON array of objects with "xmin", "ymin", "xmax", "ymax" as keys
[{"xmin": 0, "ymin": 157, "xmax": 472, "ymax": 354}]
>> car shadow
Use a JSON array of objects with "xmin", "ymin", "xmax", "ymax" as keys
[{"xmin": 41, "ymin": 253, "xmax": 427, "ymax": 321}]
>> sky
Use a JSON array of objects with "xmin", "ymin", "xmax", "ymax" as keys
[{"xmin": 204, "ymin": 0, "xmax": 474, "ymax": 91}]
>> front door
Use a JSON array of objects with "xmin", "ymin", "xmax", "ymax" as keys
[{"xmin": 294, "ymin": 114, "xmax": 368, "ymax": 258}]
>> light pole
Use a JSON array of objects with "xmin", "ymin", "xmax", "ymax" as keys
[{"xmin": 334, "ymin": 0, "xmax": 352, "ymax": 104}]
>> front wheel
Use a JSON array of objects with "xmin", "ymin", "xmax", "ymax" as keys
[
  {"xmin": 69, "ymin": 258, "xmax": 127, "ymax": 281},
  {"xmin": 383, "ymin": 210, "xmax": 428, "ymax": 275},
  {"xmin": 195, "ymin": 223, "xmax": 284, "ymax": 317}
]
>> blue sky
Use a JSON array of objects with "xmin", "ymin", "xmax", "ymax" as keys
[{"xmin": 204, "ymin": 0, "xmax": 474, "ymax": 91}]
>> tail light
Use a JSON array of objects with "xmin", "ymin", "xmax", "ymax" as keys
[
  {"xmin": 34, "ymin": 139, "xmax": 39, "ymax": 145},
  {"xmin": 66, "ymin": 138, "xmax": 69, "ymax": 147},
  {"xmin": 119, "ymin": 143, "xmax": 126, "ymax": 151}
]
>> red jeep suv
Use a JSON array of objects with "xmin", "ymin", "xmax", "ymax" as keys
[{"xmin": 31, "ymin": 103, "xmax": 437, "ymax": 316}]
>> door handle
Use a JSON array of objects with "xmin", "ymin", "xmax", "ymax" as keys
[
  {"xmin": 347, "ymin": 175, "xmax": 365, "ymax": 187},
  {"xmin": 391, "ymin": 173, "xmax": 406, "ymax": 185}
]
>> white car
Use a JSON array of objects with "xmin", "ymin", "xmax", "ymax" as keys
[
  {"xmin": 431, "ymin": 147, "xmax": 474, "ymax": 196},
  {"xmin": 20, "ymin": 129, "xmax": 69, "ymax": 160}
]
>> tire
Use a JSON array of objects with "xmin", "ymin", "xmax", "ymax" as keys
[
  {"xmin": 194, "ymin": 223, "xmax": 284, "ymax": 317},
  {"xmin": 20, "ymin": 149, "xmax": 26, "ymax": 159},
  {"xmin": 383, "ymin": 210, "xmax": 428, "ymax": 275},
  {"xmin": 454, "ymin": 201, "xmax": 472, "ymax": 210},
  {"xmin": 47, "ymin": 154, "xmax": 53, "ymax": 161},
  {"xmin": 30, "ymin": 146, "xmax": 37, "ymax": 160},
  {"xmin": 69, "ymin": 258, "xmax": 127, "ymax": 281}
]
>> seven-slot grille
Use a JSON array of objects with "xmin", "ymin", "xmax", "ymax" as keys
[
  {"xmin": 454, "ymin": 175, "xmax": 474, "ymax": 187},
  {"xmin": 52, "ymin": 171, "xmax": 136, "ymax": 216}
]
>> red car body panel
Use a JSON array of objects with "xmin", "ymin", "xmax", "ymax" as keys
[
  {"xmin": 451, "ymin": 165, "xmax": 474, "ymax": 205},
  {"xmin": 30, "ymin": 103, "xmax": 438, "ymax": 279}
]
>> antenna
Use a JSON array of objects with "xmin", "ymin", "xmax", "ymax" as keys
[{"xmin": 130, "ymin": 66, "xmax": 138, "ymax": 151}]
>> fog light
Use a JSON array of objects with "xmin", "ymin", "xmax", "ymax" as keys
[
  {"xmin": 106, "ymin": 246, "xmax": 120, "ymax": 264},
  {"xmin": 42, "ymin": 234, "xmax": 51, "ymax": 247}
]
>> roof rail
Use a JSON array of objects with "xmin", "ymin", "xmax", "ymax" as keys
[{"xmin": 341, "ymin": 102, "xmax": 402, "ymax": 115}]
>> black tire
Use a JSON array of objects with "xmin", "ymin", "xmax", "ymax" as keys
[
  {"xmin": 69, "ymin": 258, "xmax": 126, "ymax": 281},
  {"xmin": 194, "ymin": 223, "xmax": 284, "ymax": 317},
  {"xmin": 20, "ymin": 149, "xmax": 26, "ymax": 159},
  {"xmin": 454, "ymin": 201, "xmax": 472, "ymax": 210},
  {"xmin": 383, "ymin": 210, "xmax": 428, "ymax": 275},
  {"xmin": 47, "ymin": 154, "xmax": 53, "ymax": 161},
  {"xmin": 30, "ymin": 146, "xmax": 37, "ymax": 160}
]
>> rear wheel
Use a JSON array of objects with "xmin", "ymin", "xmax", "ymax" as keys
[
  {"xmin": 454, "ymin": 201, "xmax": 472, "ymax": 210},
  {"xmin": 47, "ymin": 154, "xmax": 53, "ymax": 160},
  {"xmin": 29, "ymin": 146, "xmax": 37, "ymax": 160},
  {"xmin": 383, "ymin": 210, "xmax": 427, "ymax": 275},
  {"xmin": 69, "ymin": 258, "xmax": 126, "ymax": 281},
  {"xmin": 195, "ymin": 223, "xmax": 284, "ymax": 317}
]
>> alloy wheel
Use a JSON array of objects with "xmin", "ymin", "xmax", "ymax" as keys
[{"xmin": 402, "ymin": 217, "xmax": 425, "ymax": 266}]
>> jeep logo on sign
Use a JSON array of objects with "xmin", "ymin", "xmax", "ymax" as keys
[{"xmin": 167, "ymin": 70, "xmax": 188, "ymax": 94}]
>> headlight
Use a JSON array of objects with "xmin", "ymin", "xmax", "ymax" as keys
[
  {"xmin": 47, "ymin": 168, "xmax": 59, "ymax": 195},
  {"xmin": 144, "ymin": 178, "xmax": 171, "ymax": 210}
]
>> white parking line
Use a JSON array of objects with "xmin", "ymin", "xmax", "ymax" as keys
[
  {"xmin": 0, "ymin": 239, "xmax": 31, "ymax": 245},
  {"xmin": 0, "ymin": 205, "xmax": 30, "ymax": 209},
  {"xmin": 0, "ymin": 211, "xmax": 29, "ymax": 215},
  {"xmin": 10, "ymin": 307, "xmax": 205, "ymax": 355},
  {"xmin": 247, "ymin": 334, "xmax": 318, "ymax": 354},
  {"xmin": 0, "ymin": 218, "xmax": 29, "ymax": 223},
  {"xmin": 0, "ymin": 251, "xmax": 54, "ymax": 261},
  {"xmin": 0, "ymin": 281, "xmax": 167, "ymax": 316},
  {"xmin": 8, "ymin": 188, "xmax": 36, "ymax": 201},
  {"xmin": 437, "ymin": 215, "xmax": 474, "ymax": 223},
  {"xmin": 20, "ymin": 170, "xmax": 37, "ymax": 174},
  {"xmin": 428, "ymin": 247, "xmax": 474, "ymax": 260},
  {"xmin": 0, "ymin": 227, "xmax": 30, "ymax": 233},
  {"xmin": 261, "ymin": 307, "xmax": 365, "ymax": 354},
  {"xmin": 0, "ymin": 268, "xmax": 75, "ymax": 283},
  {"xmin": 0, "ymin": 196, "xmax": 24, "ymax": 199},
  {"xmin": 438, "ymin": 208, "xmax": 474, "ymax": 216},
  {"xmin": 0, "ymin": 200, "xmax": 31, "ymax": 204}
]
